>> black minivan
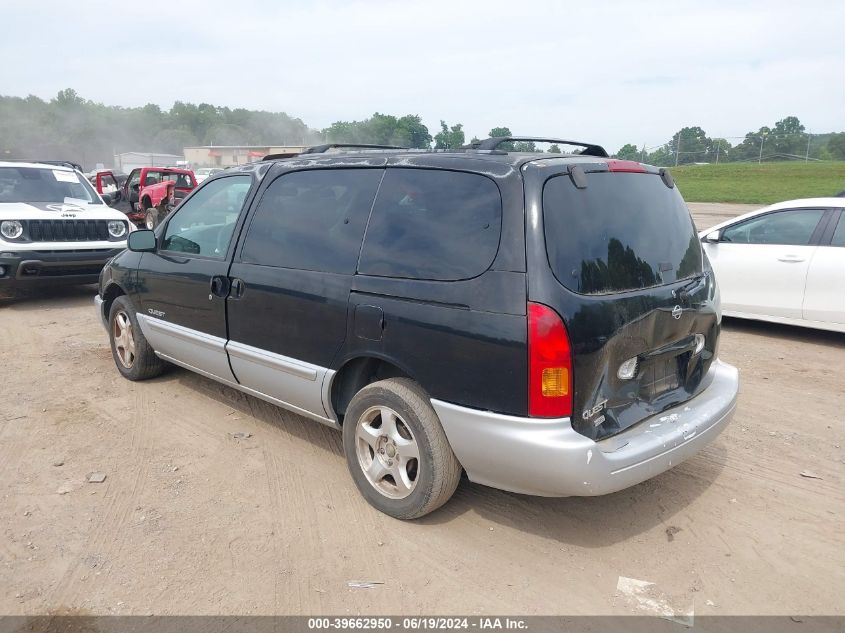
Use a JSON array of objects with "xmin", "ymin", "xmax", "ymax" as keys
[{"xmin": 95, "ymin": 138, "xmax": 739, "ymax": 519}]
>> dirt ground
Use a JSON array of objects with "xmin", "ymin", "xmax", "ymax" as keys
[{"xmin": 1, "ymin": 203, "xmax": 843, "ymax": 616}]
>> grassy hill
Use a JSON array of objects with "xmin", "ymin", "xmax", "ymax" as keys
[{"xmin": 670, "ymin": 161, "xmax": 845, "ymax": 204}]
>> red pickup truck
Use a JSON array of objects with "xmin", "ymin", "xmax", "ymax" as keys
[{"xmin": 122, "ymin": 167, "xmax": 197, "ymax": 228}]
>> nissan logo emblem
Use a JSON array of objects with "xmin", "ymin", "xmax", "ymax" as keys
[{"xmin": 672, "ymin": 305, "xmax": 683, "ymax": 320}]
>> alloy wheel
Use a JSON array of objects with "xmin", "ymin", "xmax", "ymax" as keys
[
  {"xmin": 355, "ymin": 405, "xmax": 420, "ymax": 499},
  {"xmin": 112, "ymin": 310, "xmax": 136, "ymax": 368}
]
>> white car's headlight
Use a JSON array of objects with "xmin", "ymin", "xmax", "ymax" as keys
[
  {"xmin": 108, "ymin": 220, "xmax": 127, "ymax": 238},
  {"xmin": 0, "ymin": 220, "xmax": 23, "ymax": 240}
]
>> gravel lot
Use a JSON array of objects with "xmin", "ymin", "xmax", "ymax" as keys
[{"xmin": 1, "ymin": 203, "xmax": 843, "ymax": 616}]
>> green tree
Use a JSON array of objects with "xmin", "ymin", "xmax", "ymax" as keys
[
  {"xmin": 614, "ymin": 143, "xmax": 641, "ymax": 160},
  {"xmin": 671, "ymin": 126, "xmax": 714, "ymax": 165},
  {"xmin": 826, "ymin": 133, "xmax": 845, "ymax": 160},
  {"xmin": 769, "ymin": 116, "xmax": 806, "ymax": 156},
  {"xmin": 204, "ymin": 123, "xmax": 248, "ymax": 146},
  {"xmin": 489, "ymin": 126, "xmax": 513, "ymax": 150},
  {"xmin": 323, "ymin": 113, "xmax": 432, "ymax": 148},
  {"xmin": 513, "ymin": 141, "xmax": 537, "ymax": 152},
  {"xmin": 710, "ymin": 138, "xmax": 732, "ymax": 163},
  {"xmin": 732, "ymin": 126, "xmax": 771, "ymax": 162},
  {"xmin": 395, "ymin": 114, "xmax": 432, "ymax": 148},
  {"xmin": 434, "ymin": 120, "xmax": 465, "ymax": 149},
  {"xmin": 53, "ymin": 88, "xmax": 85, "ymax": 108},
  {"xmin": 547, "ymin": 144, "xmax": 561, "ymax": 153}
]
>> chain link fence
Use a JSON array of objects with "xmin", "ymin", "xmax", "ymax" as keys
[{"xmin": 625, "ymin": 132, "xmax": 842, "ymax": 167}]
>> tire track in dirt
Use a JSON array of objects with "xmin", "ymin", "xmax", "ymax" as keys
[{"xmin": 48, "ymin": 383, "xmax": 155, "ymax": 607}]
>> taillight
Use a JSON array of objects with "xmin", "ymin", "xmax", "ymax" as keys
[
  {"xmin": 606, "ymin": 159, "xmax": 647, "ymax": 173},
  {"xmin": 528, "ymin": 302, "xmax": 573, "ymax": 418}
]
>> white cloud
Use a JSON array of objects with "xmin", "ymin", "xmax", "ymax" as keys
[{"xmin": 1, "ymin": 0, "xmax": 843, "ymax": 150}]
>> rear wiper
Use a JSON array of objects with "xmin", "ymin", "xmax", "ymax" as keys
[{"xmin": 672, "ymin": 273, "xmax": 706, "ymax": 300}]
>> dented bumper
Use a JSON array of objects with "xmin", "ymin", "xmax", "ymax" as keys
[{"xmin": 432, "ymin": 359, "xmax": 738, "ymax": 497}]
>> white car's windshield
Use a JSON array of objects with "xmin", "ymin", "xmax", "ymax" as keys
[{"xmin": 0, "ymin": 166, "xmax": 99, "ymax": 204}]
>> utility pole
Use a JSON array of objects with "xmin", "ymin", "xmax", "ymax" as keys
[
  {"xmin": 805, "ymin": 133, "xmax": 811, "ymax": 162},
  {"xmin": 641, "ymin": 143, "xmax": 646, "ymax": 162},
  {"xmin": 715, "ymin": 139, "xmax": 721, "ymax": 164},
  {"xmin": 674, "ymin": 135, "xmax": 680, "ymax": 167},
  {"xmin": 758, "ymin": 135, "xmax": 766, "ymax": 164}
]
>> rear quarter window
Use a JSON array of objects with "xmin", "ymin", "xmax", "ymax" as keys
[
  {"xmin": 543, "ymin": 172, "xmax": 702, "ymax": 295},
  {"xmin": 358, "ymin": 169, "xmax": 502, "ymax": 281}
]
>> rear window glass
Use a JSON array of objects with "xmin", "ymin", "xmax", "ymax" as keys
[
  {"xmin": 358, "ymin": 169, "xmax": 502, "ymax": 281},
  {"xmin": 543, "ymin": 172, "xmax": 702, "ymax": 294},
  {"xmin": 241, "ymin": 169, "xmax": 382, "ymax": 274}
]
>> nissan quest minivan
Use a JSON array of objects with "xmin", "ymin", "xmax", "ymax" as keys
[{"xmin": 95, "ymin": 138, "xmax": 739, "ymax": 519}]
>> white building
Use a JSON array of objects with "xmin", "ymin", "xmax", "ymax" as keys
[
  {"xmin": 183, "ymin": 145, "xmax": 306, "ymax": 168},
  {"xmin": 114, "ymin": 152, "xmax": 184, "ymax": 173}
]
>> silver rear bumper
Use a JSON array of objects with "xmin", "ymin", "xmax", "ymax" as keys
[{"xmin": 432, "ymin": 359, "xmax": 738, "ymax": 497}]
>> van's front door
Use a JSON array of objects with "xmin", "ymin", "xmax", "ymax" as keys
[{"xmin": 135, "ymin": 174, "xmax": 254, "ymax": 382}]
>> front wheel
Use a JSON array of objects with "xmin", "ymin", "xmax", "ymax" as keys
[
  {"xmin": 342, "ymin": 378, "xmax": 462, "ymax": 519},
  {"xmin": 108, "ymin": 296, "xmax": 166, "ymax": 381}
]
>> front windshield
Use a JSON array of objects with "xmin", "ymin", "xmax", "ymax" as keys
[{"xmin": 0, "ymin": 166, "xmax": 99, "ymax": 204}]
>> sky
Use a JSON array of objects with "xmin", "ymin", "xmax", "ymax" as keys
[{"xmin": 1, "ymin": 0, "xmax": 843, "ymax": 152}]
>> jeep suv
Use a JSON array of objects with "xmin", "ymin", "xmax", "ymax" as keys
[
  {"xmin": 95, "ymin": 138, "xmax": 739, "ymax": 519},
  {"xmin": 0, "ymin": 161, "xmax": 132, "ymax": 297}
]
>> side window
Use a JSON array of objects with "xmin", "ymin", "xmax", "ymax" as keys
[
  {"xmin": 128, "ymin": 170, "xmax": 140, "ymax": 188},
  {"xmin": 101, "ymin": 174, "xmax": 118, "ymax": 194},
  {"xmin": 161, "ymin": 175, "xmax": 252, "ymax": 257},
  {"xmin": 358, "ymin": 169, "xmax": 502, "ymax": 281},
  {"xmin": 144, "ymin": 171, "xmax": 162, "ymax": 186},
  {"xmin": 831, "ymin": 213, "xmax": 845, "ymax": 247},
  {"xmin": 721, "ymin": 209, "xmax": 825, "ymax": 245},
  {"xmin": 240, "ymin": 169, "xmax": 382, "ymax": 273}
]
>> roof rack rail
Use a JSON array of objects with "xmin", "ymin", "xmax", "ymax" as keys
[
  {"xmin": 301, "ymin": 143, "xmax": 409, "ymax": 154},
  {"xmin": 262, "ymin": 143, "xmax": 409, "ymax": 161},
  {"xmin": 469, "ymin": 137, "xmax": 609, "ymax": 158},
  {"xmin": 263, "ymin": 151, "xmax": 302, "ymax": 161}
]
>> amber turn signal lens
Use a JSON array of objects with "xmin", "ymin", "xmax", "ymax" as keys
[{"xmin": 541, "ymin": 367, "xmax": 569, "ymax": 397}]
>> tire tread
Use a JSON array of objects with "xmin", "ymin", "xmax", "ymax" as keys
[
  {"xmin": 343, "ymin": 377, "xmax": 461, "ymax": 519},
  {"xmin": 108, "ymin": 296, "xmax": 166, "ymax": 381}
]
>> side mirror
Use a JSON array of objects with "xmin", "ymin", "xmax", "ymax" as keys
[
  {"xmin": 101, "ymin": 193, "xmax": 114, "ymax": 206},
  {"xmin": 704, "ymin": 230, "xmax": 721, "ymax": 243},
  {"xmin": 127, "ymin": 229, "xmax": 157, "ymax": 252}
]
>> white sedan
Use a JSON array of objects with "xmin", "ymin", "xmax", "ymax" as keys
[
  {"xmin": 701, "ymin": 198, "xmax": 845, "ymax": 333},
  {"xmin": 194, "ymin": 168, "xmax": 223, "ymax": 183}
]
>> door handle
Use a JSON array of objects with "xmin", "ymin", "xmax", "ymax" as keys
[
  {"xmin": 777, "ymin": 255, "xmax": 805, "ymax": 263},
  {"xmin": 230, "ymin": 278, "xmax": 246, "ymax": 299},
  {"xmin": 209, "ymin": 275, "xmax": 230, "ymax": 298}
]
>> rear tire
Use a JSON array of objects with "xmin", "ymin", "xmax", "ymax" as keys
[
  {"xmin": 144, "ymin": 208, "xmax": 159, "ymax": 230},
  {"xmin": 342, "ymin": 378, "xmax": 462, "ymax": 519},
  {"xmin": 108, "ymin": 296, "xmax": 166, "ymax": 381}
]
